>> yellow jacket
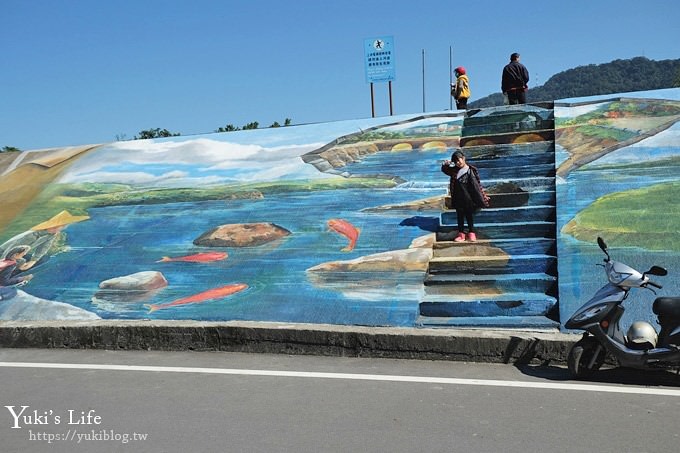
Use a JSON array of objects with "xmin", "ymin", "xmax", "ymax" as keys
[{"xmin": 452, "ymin": 74, "xmax": 470, "ymax": 99}]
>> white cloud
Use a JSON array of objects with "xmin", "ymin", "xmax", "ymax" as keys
[
  {"xmin": 62, "ymin": 170, "xmax": 189, "ymax": 185},
  {"xmin": 57, "ymin": 138, "xmax": 331, "ymax": 186}
]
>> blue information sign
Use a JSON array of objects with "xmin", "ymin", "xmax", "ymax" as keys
[{"xmin": 364, "ymin": 36, "xmax": 395, "ymax": 83}]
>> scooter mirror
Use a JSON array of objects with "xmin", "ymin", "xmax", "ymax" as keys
[
  {"xmin": 597, "ymin": 237, "xmax": 607, "ymax": 252},
  {"xmin": 646, "ymin": 265, "xmax": 668, "ymax": 276}
]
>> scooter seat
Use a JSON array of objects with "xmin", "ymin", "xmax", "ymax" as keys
[{"xmin": 653, "ymin": 297, "xmax": 680, "ymax": 317}]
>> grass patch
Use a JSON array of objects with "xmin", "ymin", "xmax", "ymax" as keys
[
  {"xmin": 575, "ymin": 125, "xmax": 638, "ymax": 141},
  {"xmin": 563, "ymin": 181, "xmax": 680, "ymax": 250}
]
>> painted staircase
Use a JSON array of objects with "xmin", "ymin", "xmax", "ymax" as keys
[{"xmin": 418, "ymin": 103, "xmax": 560, "ymax": 329}]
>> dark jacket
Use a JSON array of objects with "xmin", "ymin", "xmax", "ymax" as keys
[
  {"xmin": 441, "ymin": 163, "xmax": 488, "ymax": 210},
  {"xmin": 502, "ymin": 61, "xmax": 529, "ymax": 93}
]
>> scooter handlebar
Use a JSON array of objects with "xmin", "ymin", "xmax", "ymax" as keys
[{"xmin": 647, "ymin": 280, "xmax": 662, "ymax": 289}]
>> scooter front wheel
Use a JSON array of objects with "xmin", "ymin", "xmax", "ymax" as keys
[{"xmin": 567, "ymin": 336, "xmax": 606, "ymax": 379}]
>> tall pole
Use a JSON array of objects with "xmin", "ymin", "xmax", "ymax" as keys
[
  {"xmin": 388, "ymin": 81, "xmax": 393, "ymax": 115},
  {"xmin": 422, "ymin": 49, "xmax": 426, "ymax": 113},
  {"xmin": 370, "ymin": 82, "xmax": 375, "ymax": 118},
  {"xmin": 449, "ymin": 46, "xmax": 453, "ymax": 110}
]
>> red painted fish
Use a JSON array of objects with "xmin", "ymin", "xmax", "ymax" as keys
[
  {"xmin": 156, "ymin": 251, "xmax": 228, "ymax": 263},
  {"xmin": 327, "ymin": 218, "xmax": 360, "ymax": 252},
  {"xmin": 145, "ymin": 283, "xmax": 248, "ymax": 313}
]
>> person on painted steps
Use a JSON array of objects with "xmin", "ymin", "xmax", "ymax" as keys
[{"xmin": 441, "ymin": 149, "xmax": 489, "ymax": 242}]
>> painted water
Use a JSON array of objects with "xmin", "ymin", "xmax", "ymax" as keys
[
  {"xmin": 24, "ymin": 147, "xmax": 451, "ymax": 326},
  {"xmin": 557, "ymin": 136, "xmax": 680, "ymax": 331}
]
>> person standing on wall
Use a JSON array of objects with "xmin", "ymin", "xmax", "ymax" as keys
[
  {"xmin": 501, "ymin": 53, "xmax": 529, "ymax": 104},
  {"xmin": 451, "ymin": 66, "xmax": 470, "ymax": 110},
  {"xmin": 441, "ymin": 149, "xmax": 489, "ymax": 242}
]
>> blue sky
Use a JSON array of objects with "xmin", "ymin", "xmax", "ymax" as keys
[{"xmin": 2, "ymin": 0, "xmax": 679, "ymax": 151}]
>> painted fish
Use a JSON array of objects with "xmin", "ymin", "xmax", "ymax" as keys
[
  {"xmin": 327, "ymin": 218, "xmax": 360, "ymax": 252},
  {"xmin": 145, "ymin": 283, "xmax": 248, "ymax": 313},
  {"xmin": 156, "ymin": 251, "xmax": 228, "ymax": 263}
]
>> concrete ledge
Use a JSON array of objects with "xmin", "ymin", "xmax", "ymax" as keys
[{"xmin": 0, "ymin": 320, "xmax": 578, "ymax": 365}]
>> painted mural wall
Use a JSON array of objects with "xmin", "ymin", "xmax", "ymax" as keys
[
  {"xmin": 2, "ymin": 87, "xmax": 678, "ymax": 329},
  {"xmin": 555, "ymin": 88, "xmax": 680, "ymax": 330},
  {"xmin": 0, "ymin": 112, "xmax": 463, "ymax": 324}
]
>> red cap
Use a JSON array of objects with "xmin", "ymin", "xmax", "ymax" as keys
[{"xmin": 454, "ymin": 66, "xmax": 466, "ymax": 75}]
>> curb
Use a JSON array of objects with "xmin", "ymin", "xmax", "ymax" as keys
[{"xmin": 0, "ymin": 321, "xmax": 578, "ymax": 365}]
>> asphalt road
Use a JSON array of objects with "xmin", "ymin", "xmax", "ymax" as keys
[{"xmin": 1, "ymin": 348, "xmax": 679, "ymax": 453}]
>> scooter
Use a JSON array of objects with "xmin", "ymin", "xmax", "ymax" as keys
[{"xmin": 564, "ymin": 237, "xmax": 680, "ymax": 378}]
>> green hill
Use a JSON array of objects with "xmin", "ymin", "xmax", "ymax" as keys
[{"xmin": 469, "ymin": 57, "xmax": 680, "ymax": 108}]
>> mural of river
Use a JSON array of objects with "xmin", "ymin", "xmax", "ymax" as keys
[
  {"xmin": 2, "ymin": 88, "xmax": 678, "ymax": 331},
  {"xmin": 0, "ymin": 112, "xmax": 459, "ymax": 325},
  {"xmin": 556, "ymin": 90, "xmax": 680, "ymax": 331},
  {"xmin": 557, "ymin": 142, "xmax": 680, "ymax": 330}
]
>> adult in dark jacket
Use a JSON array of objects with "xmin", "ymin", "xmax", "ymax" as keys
[{"xmin": 502, "ymin": 52, "xmax": 529, "ymax": 104}]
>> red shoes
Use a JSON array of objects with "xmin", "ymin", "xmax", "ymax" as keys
[{"xmin": 454, "ymin": 232, "xmax": 477, "ymax": 242}]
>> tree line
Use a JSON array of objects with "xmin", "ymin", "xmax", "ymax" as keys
[
  {"xmin": 133, "ymin": 117, "xmax": 293, "ymax": 139},
  {"xmin": 2, "ymin": 118, "xmax": 293, "ymax": 152},
  {"xmin": 469, "ymin": 57, "xmax": 680, "ymax": 108}
]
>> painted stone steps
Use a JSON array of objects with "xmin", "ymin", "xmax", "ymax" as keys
[
  {"xmin": 444, "ymin": 187, "xmax": 555, "ymax": 210},
  {"xmin": 463, "ymin": 114, "xmax": 554, "ymax": 131},
  {"xmin": 451, "ymin": 151, "xmax": 555, "ymax": 174},
  {"xmin": 424, "ymin": 272, "xmax": 557, "ymax": 295},
  {"xmin": 466, "ymin": 102, "xmax": 554, "ymax": 118},
  {"xmin": 437, "ymin": 221, "xmax": 556, "ymax": 241},
  {"xmin": 434, "ymin": 237, "xmax": 556, "ymax": 256},
  {"xmin": 416, "ymin": 315, "xmax": 560, "ymax": 329},
  {"xmin": 441, "ymin": 205, "xmax": 555, "ymax": 225},
  {"xmin": 462, "ymin": 114, "xmax": 554, "ymax": 137},
  {"xmin": 483, "ymin": 189, "xmax": 554, "ymax": 209},
  {"xmin": 476, "ymin": 162, "xmax": 555, "ymax": 179},
  {"xmin": 464, "ymin": 106, "xmax": 554, "ymax": 124},
  {"xmin": 427, "ymin": 254, "xmax": 557, "ymax": 276},
  {"xmin": 460, "ymin": 129, "xmax": 555, "ymax": 147},
  {"xmin": 419, "ymin": 293, "xmax": 557, "ymax": 318},
  {"xmin": 474, "ymin": 154, "xmax": 554, "ymax": 170},
  {"xmin": 463, "ymin": 121, "xmax": 556, "ymax": 139},
  {"xmin": 425, "ymin": 103, "xmax": 557, "ymax": 329},
  {"xmin": 483, "ymin": 176, "xmax": 555, "ymax": 190},
  {"xmin": 458, "ymin": 140, "xmax": 555, "ymax": 160}
]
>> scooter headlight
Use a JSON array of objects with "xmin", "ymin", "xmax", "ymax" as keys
[{"xmin": 572, "ymin": 304, "xmax": 607, "ymax": 322}]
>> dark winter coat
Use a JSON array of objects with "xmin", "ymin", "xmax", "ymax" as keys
[
  {"xmin": 502, "ymin": 60, "xmax": 529, "ymax": 93},
  {"xmin": 440, "ymin": 163, "xmax": 489, "ymax": 210}
]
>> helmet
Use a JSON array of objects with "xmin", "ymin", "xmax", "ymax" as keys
[
  {"xmin": 626, "ymin": 321, "xmax": 658, "ymax": 350},
  {"xmin": 454, "ymin": 66, "xmax": 466, "ymax": 75}
]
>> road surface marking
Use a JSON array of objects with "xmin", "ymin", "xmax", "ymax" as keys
[{"xmin": 1, "ymin": 361, "xmax": 678, "ymax": 396}]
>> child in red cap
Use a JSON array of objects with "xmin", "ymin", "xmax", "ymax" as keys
[{"xmin": 451, "ymin": 66, "xmax": 470, "ymax": 110}]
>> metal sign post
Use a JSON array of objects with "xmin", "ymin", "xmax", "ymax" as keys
[
  {"xmin": 449, "ymin": 46, "xmax": 453, "ymax": 110},
  {"xmin": 388, "ymin": 81, "xmax": 393, "ymax": 115},
  {"xmin": 364, "ymin": 36, "xmax": 396, "ymax": 117},
  {"xmin": 422, "ymin": 49, "xmax": 425, "ymax": 113},
  {"xmin": 370, "ymin": 82, "xmax": 375, "ymax": 117}
]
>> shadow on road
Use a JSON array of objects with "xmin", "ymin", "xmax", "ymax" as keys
[{"xmin": 516, "ymin": 364, "xmax": 680, "ymax": 387}]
